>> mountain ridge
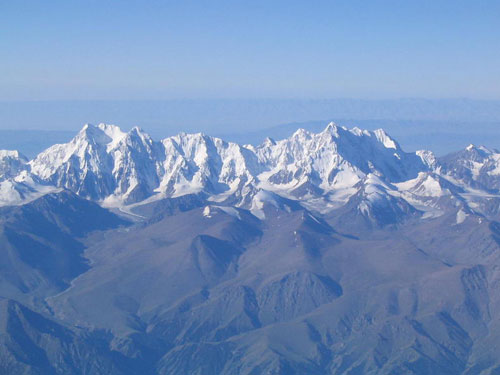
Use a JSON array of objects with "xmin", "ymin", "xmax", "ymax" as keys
[{"xmin": 2, "ymin": 121, "xmax": 499, "ymax": 229}]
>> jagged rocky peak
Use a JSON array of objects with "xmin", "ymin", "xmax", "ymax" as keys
[
  {"xmin": 465, "ymin": 143, "xmax": 495, "ymax": 155},
  {"xmin": 74, "ymin": 123, "xmax": 157, "ymax": 153},
  {"xmin": 440, "ymin": 144, "xmax": 500, "ymax": 173},
  {"xmin": 262, "ymin": 137, "xmax": 276, "ymax": 147},
  {"xmin": 0, "ymin": 150, "xmax": 28, "ymax": 180},
  {"xmin": 0, "ymin": 150, "xmax": 27, "ymax": 160},
  {"xmin": 127, "ymin": 125, "xmax": 152, "ymax": 142},
  {"xmin": 64, "ymin": 123, "xmax": 129, "ymax": 153},
  {"xmin": 443, "ymin": 144, "xmax": 498, "ymax": 164},
  {"xmin": 274, "ymin": 122, "xmax": 407, "ymax": 161},
  {"xmin": 416, "ymin": 149, "xmax": 437, "ymax": 169},
  {"xmin": 309, "ymin": 122, "xmax": 400, "ymax": 150},
  {"xmin": 436, "ymin": 143, "xmax": 500, "ymax": 193},
  {"xmin": 28, "ymin": 123, "xmax": 161, "ymax": 202},
  {"xmin": 261, "ymin": 123, "xmax": 427, "ymax": 196},
  {"xmin": 0, "ymin": 150, "xmax": 55, "ymax": 207},
  {"xmin": 447, "ymin": 144, "xmax": 498, "ymax": 168},
  {"xmin": 57, "ymin": 123, "xmax": 153, "ymax": 150}
]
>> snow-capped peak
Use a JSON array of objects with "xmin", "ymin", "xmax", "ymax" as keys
[
  {"xmin": 0, "ymin": 150, "xmax": 28, "ymax": 180},
  {"xmin": 74, "ymin": 123, "xmax": 128, "ymax": 150},
  {"xmin": 323, "ymin": 122, "xmax": 340, "ymax": 136},
  {"xmin": 373, "ymin": 128, "xmax": 399, "ymax": 150},
  {"xmin": 0, "ymin": 150, "xmax": 26, "ymax": 159},
  {"xmin": 464, "ymin": 143, "xmax": 493, "ymax": 156},
  {"xmin": 416, "ymin": 150, "xmax": 437, "ymax": 169}
]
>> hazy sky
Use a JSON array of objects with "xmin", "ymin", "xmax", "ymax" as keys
[{"xmin": 2, "ymin": 0, "xmax": 500, "ymax": 101}]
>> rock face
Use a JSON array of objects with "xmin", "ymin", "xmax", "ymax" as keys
[{"xmin": 2, "ymin": 123, "xmax": 500, "ymax": 374}]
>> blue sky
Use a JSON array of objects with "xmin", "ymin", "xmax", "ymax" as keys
[{"xmin": 1, "ymin": 0, "xmax": 500, "ymax": 100}]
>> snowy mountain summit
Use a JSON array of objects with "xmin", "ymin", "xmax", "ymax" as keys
[{"xmin": 2, "ymin": 121, "xmax": 500, "ymax": 226}]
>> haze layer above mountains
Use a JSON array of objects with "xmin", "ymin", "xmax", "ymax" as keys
[{"xmin": 2, "ymin": 98, "xmax": 500, "ymax": 157}]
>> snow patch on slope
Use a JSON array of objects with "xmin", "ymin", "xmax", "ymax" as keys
[{"xmin": 456, "ymin": 209, "xmax": 468, "ymax": 224}]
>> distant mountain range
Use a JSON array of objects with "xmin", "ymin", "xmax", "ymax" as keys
[{"xmin": 2, "ymin": 123, "xmax": 500, "ymax": 374}]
